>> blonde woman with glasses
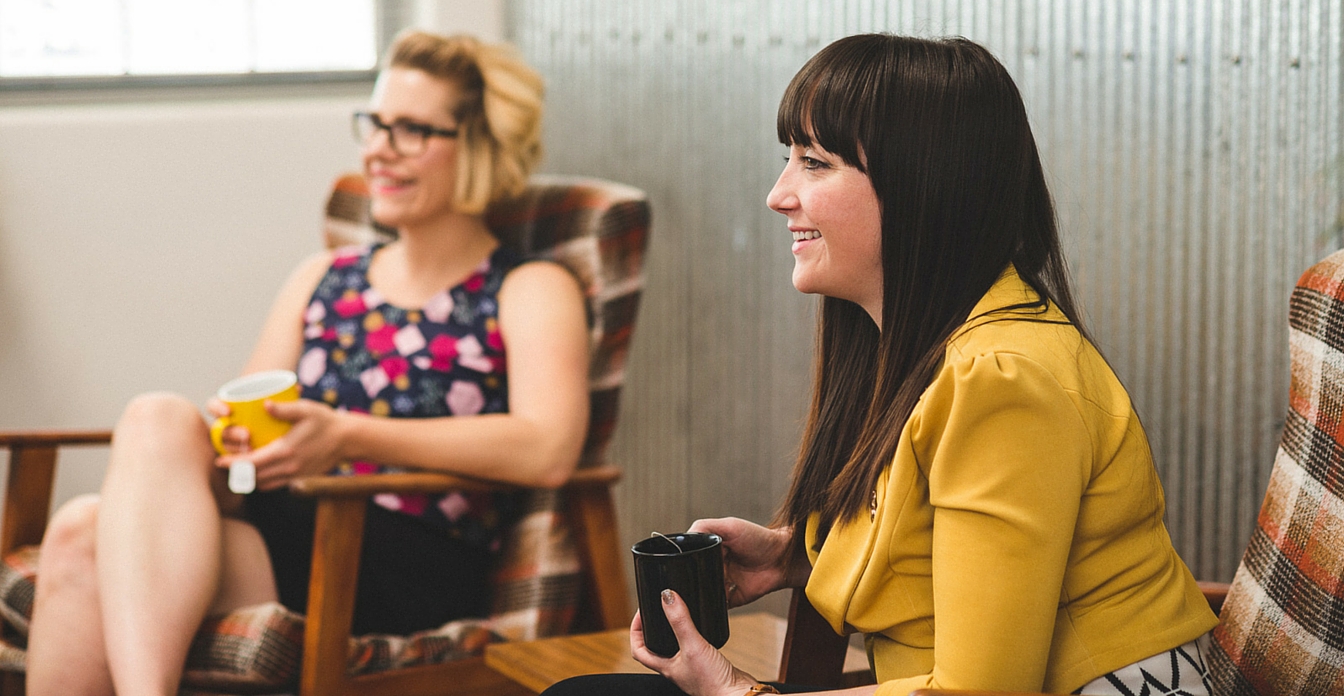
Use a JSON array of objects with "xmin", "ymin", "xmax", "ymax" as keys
[{"xmin": 27, "ymin": 30, "xmax": 589, "ymax": 696}]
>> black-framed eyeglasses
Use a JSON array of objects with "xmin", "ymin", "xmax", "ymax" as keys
[{"xmin": 352, "ymin": 111, "xmax": 459, "ymax": 157}]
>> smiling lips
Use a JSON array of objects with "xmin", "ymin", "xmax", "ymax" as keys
[
  {"xmin": 369, "ymin": 173, "xmax": 413, "ymax": 192},
  {"xmin": 792, "ymin": 230, "xmax": 821, "ymax": 241}
]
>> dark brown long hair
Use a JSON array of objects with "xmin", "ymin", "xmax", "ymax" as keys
[{"xmin": 776, "ymin": 35, "xmax": 1088, "ymax": 544}]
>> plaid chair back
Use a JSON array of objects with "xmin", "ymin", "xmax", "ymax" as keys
[
  {"xmin": 325, "ymin": 173, "xmax": 649, "ymax": 639},
  {"xmin": 1208, "ymin": 250, "xmax": 1344, "ymax": 695}
]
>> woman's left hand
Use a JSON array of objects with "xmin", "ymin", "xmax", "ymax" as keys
[
  {"xmin": 631, "ymin": 589, "xmax": 759, "ymax": 696},
  {"xmin": 216, "ymin": 399, "xmax": 347, "ymax": 490}
]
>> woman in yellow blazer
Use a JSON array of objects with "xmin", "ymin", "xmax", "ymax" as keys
[{"xmin": 543, "ymin": 33, "xmax": 1217, "ymax": 696}]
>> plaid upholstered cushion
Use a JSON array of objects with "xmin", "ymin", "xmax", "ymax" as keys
[
  {"xmin": 485, "ymin": 489, "xmax": 583, "ymax": 640},
  {"xmin": 1208, "ymin": 250, "xmax": 1344, "ymax": 695},
  {"xmin": 0, "ymin": 550, "xmax": 304, "ymax": 690},
  {"xmin": 0, "ymin": 492, "xmax": 581, "ymax": 688},
  {"xmin": 0, "ymin": 559, "xmax": 501, "ymax": 691},
  {"xmin": 181, "ymin": 603, "xmax": 304, "ymax": 693},
  {"xmin": 0, "ymin": 546, "xmax": 36, "ymax": 638}
]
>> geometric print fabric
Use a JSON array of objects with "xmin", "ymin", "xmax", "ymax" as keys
[
  {"xmin": 1074, "ymin": 636, "xmax": 1213, "ymax": 695},
  {"xmin": 325, "ymin": 172, "xmax": 652, "ymax": 468},
  {"xmin": 298, "ymin": 242, "xmax": 516, "ymax": 544}
]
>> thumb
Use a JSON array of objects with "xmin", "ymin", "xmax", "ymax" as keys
[
  {"xmin": 660, "ymin": 589, "xmax": 706, "ymax": 648},
  {"xmin": 265, "ymin": 398, "xmax": 303, "ymax": 422}
]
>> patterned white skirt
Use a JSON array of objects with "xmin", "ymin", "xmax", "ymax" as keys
[{"xmin": 1073, "ymin": 633, "xmax": 1212, "ymax": 695}]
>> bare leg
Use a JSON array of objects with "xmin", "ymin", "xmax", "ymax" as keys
[
  {"xmin": 28, "ymin": 496, "xmax": 113, "ymax": 696},
  {"xmin": 28, "ymin": 392, "xmax": 278, "ymax": 696},
  {"xmin": 212, "ymin": 520, "xmax": 280, "ymax": 616},
  {"xmin": 27, "ymin": 492, "xmax": 276, "ymax": 696},
  {"xmin": 97, "ymin": 392, "xmax": 250, "ymax": 695}
]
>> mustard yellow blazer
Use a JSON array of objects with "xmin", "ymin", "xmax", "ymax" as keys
[{"xmin": 804, "ymin": 266, "xmax": 1217, "ymax": 695}]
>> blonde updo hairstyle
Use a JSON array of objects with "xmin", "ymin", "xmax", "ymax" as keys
[{"xmin": 385, "ymin": 30, "xmax": 544, "ymax": 215}]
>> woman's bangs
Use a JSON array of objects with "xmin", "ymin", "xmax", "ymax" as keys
[
  {"xmin": 807, "ymin": 79, "xmax": 865, "ymax": 169},
  {"xmin": 776, "ymin": 67, "xmax": 818, "ymax": 147},
  {"xmin": 776, "ymin": 44, "xmax": 870, "ymax": 168}
]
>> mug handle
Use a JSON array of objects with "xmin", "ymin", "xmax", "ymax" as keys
[{"xmin": 208, "ymin": 416, "xmax": 234, "ymax": 456}]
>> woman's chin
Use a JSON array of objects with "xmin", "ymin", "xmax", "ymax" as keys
[
  {"xmin": 791, "ymin": 269, "xmax": 821, "ymax": 296},
  {"xmin": 369, "ymin": 202, "xmax": 408, "ymax": 229}
]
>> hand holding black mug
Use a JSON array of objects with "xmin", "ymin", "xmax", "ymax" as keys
[{"xmin": 631, "ymin": 532, "xmax": 731, "ymax": 657}]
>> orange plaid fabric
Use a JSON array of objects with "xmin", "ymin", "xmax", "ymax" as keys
[{"xmin": 1208, "ymin": 251, "xmax": 1344, "ymax": 695}]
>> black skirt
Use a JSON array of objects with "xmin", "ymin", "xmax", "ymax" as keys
[{"xmin": 243, "ymin": 489, "xmax": 494, "ymax": 635}]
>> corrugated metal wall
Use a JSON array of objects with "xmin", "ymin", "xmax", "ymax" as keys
[{"xmin": 509, "ymin": 0, "xmax": 1344, "ymax": 584}]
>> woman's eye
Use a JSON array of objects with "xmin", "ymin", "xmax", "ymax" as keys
[{"xmin": 782, "ymin": 153, "xmax": 828, "ymax": 170}]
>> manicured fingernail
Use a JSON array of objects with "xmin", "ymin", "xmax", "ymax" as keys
[{"xmin": 661, "ymin": 589, "xmax": 673, "ymax": 605}]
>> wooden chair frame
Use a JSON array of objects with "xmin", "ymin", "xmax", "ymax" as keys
[{"xmin": 0, "ymin": 431, "xmax": 630, "ymax": 696}]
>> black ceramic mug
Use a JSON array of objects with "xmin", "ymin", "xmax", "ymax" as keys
[{"xmin": 631, "ymin": 532, "xmax": 731, "ymax": 657}]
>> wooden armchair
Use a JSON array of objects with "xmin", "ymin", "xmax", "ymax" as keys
[
  {"xmin": 780, "ymin": 250, "xmax": 1344, "ymax": 696},
  {"xmin": 0, "ymin": 173, "xmax": 651, "ymax": 696}
]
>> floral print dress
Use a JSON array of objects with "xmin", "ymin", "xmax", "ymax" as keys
[{"xmin": 294, "ymin": 242, "xmax": 520, "ymax": 550}]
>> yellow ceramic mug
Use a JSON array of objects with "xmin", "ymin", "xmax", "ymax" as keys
[
  {"xmin": 208, "ymin": 370, "xmax": 301, "ymax": 453},
  {"xmin": 208, "ymin": 370, "xmax": 300, "ymax": 494}
]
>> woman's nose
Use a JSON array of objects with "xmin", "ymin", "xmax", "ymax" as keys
[
  {"xmin": 766, "ymin": 171, "xmax": 795, "ymax": 213},
  {"xmin": 362, "ymin": 127, "xmax": 397, "ymax": 158}
]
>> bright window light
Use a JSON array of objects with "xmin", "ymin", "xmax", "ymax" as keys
[{"xmin": 0, "ymin": 0, "xmax": 378, "ymax": 78}]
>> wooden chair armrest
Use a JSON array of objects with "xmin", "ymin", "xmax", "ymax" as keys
[
  {"xmin": 0, "ymin": 430, "xmax": 113, "ymax": 447},
  {"xmin": 1197, "ymin": 580, "xmax": 1231, "ymax": 615},
  {"xmin": 288, "ymin": 471, "xmax": 505, "ymax": 497},
  {"xmin": 301, "ymin": 495, "xmax": 367, "ymax": 696},
  {"xmin": 0, "ymin": 429, "xmax": 112, "ymax": 556},
  {"xmin": 286, "ymin": 465, "xmax": 622, "ymax": 498}
]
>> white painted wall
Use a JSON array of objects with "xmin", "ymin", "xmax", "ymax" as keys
[
  {"xmin": 0, "ymin": 0, "xmax": 505, "ymax": 511},
  {"xmin": 415, "ymin": 0, "xmax": 505, "ymax": 42}
]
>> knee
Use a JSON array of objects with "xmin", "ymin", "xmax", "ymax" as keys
[
  {"xmin": 111, "ymin": 392, "xmax": 208, "ymax": 454},
  {"xmin": 107, "ymin": 392, "xmax": 218, "ymax": 488},
  {"xmin": 37, "ymin": 495, "xmax": 100, "ymax": 586},
  {"xmin": 117, "ymin": 391, "xmax": 202, "ymax": 436}
]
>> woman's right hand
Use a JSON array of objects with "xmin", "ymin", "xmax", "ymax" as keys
[
  {"xmin": 687, "ymin": 517, "xmax": 808, "ymax": 608},
  {"xmin": 205, "ymin": 398, "xmax": 251, "ymax": 455}
]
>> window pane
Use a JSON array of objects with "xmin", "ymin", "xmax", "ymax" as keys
[
  {"xmin": 255, "ymin": 0, "xmax": 376, "ymax": 72},
  {"xmin": 0, "ymin": 0, "xmax": 381, "ymax": 78},
  {"xmin": 126, "ymin": 0, "xmax": 250, "ymax": 74},
  {"xmin": 0, "ymin": 0, "xmax": 124, "ymax": 76}
]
